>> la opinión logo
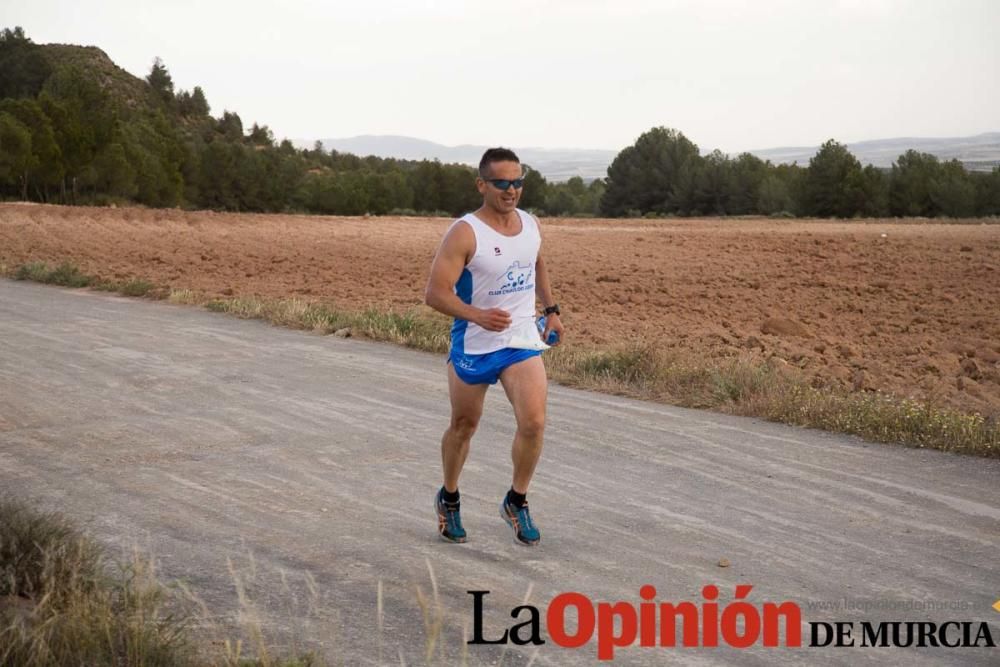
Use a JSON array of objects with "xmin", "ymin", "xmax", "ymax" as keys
[{"xmin": 466, "ymin": 586, "xmax": 997, "ymax": 661}]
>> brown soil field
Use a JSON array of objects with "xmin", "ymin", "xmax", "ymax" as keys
[{"xmin": 2, "ymin": 203, "xmax": 999, "ymax": 417}]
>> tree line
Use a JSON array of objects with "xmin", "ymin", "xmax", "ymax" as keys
[
  {"xmin": 599, "ymin": 127, "xmax": 1000, "ymax": 218},
  {"xmin": 1, "ymin": 27, "xmax": 998, "ymax": 218}
]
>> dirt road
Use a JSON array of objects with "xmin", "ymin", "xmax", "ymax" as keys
[{"xmin": 1, "ymin": 280, "xmax": 997, "ymax": 665}]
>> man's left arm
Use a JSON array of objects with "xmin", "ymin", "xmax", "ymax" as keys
[{"xmin": 534, "ymin": 239, "xmax": 564, "ymax": 346}]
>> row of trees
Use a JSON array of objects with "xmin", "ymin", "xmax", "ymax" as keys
[
  {"xmin": 599, "ymin": 127, "xmax": 1000, "ymax": 218},
  {"xmin": 1, "ymin": 27, "xmax": 998, "ymax": 218}
]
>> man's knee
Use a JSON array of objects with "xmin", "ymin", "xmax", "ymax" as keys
[
  {"xmin": 517, "ymin": 413, "xmax": 545, "ymax": 441},
  {"xmin": 449, "ymin": 414, "xmax": 479, "ymax": 441}
]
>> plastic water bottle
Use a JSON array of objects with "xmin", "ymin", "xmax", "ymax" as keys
[{"xmin": 536, "ymin": 316, "xmax": 559, "ymax": 345}]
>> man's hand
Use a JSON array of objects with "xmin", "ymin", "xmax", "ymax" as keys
[
  {"xmin": 475, "ymin": 308, "xmax": 512, "ymax": 332},
  {"xmin": 543, "ymin": 312, "xmax": 564, "ymax": 346}
]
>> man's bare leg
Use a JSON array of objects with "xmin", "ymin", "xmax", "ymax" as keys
[
  {"xmin": 499, "ymin": 355, "xmax": 548, "ymax": 494},
  {"xmin": 497, "ymin": 355, "xmax": 547, "ymax": 545},
  {"xmin": 441, "ymin": 362, "xmax": 488, "ymax": 492}
]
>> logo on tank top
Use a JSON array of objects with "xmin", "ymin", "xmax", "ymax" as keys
[{"xmin": 489, "ymin": 261, "xmax": 535, "ymax": 296}]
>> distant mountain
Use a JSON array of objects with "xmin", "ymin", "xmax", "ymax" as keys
[
  {"xmin": 300, "ymin": 132, "xmax": 1000, "ymax": 181},
  {"xmin": 749, "ymin": 132, "xmax": 1000, "ymax": 172},
  {"xmin": 299, "ymin": 135, "xmax": 616, "ymax": 182}
]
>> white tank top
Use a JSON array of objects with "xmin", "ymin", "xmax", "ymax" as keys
[{"xmin": 449, "ymin": 209, "xmax": 542, "ymax": 355}]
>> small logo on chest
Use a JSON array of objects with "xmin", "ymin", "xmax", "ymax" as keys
[{"xmin": 494, "ymin": 246, "xmax": 502, "ymax": 256}]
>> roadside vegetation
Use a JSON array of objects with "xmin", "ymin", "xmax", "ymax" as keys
[
  {"xmin": 201, "ymin": 296, "xmax": 450, "ymax": 353},
  {"xmin": 547, "ymin": 345, "xmax": 999, "ymax": 457},
  {"xmin": 14, "ymin": 261, "xmax": 92, "ymax": 287},
  {"xmin": 8, "ymin": 261, "xmax": 997, "ymax": 458},
  {"xmin": 0, "ymin": 496, "xmax": 325, "ymax": 666}
]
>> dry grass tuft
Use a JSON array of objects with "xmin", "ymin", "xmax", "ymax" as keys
[
  {"xmin": 0, "ymin": 497, "xmax": 327, "ymax": 666},
  {"xmin": 0, "ymin": 497, "xmax": 193, "ymax": 666},
  {"xmin": 168, "ymin": 289, "xmax": 202, "ymax": 305}
]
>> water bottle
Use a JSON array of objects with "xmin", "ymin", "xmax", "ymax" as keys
[{"xmin": 536, "ymin": 316, "xmax": 559, "ymax": 345}]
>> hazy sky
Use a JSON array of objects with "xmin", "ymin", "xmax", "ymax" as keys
[{"xmin": 6, "ymin": 0, "xmax": 999, "ymax": 153}]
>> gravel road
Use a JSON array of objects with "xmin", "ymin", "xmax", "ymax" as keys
[{"xmin": 1, "ymin": 280, "xmax": 997, "ymax": 665}]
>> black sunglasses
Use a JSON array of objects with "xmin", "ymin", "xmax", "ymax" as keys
[{"xmin": 485, "ymin": 178, "xmax": 524, "ymax": 191}]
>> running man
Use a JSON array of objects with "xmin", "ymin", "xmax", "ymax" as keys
[{"xmin": 424, "ymin": 147, "xmax": 564, "ymax": 546}]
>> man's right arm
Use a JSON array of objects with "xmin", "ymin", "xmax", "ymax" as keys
[{"xmin": 424, "ymin": 222, "xmax": 511, "ymax": 332}]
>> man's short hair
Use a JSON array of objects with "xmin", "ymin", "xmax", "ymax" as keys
[{"xmin": 479, "ymin": 147, "xmax": 521, "ymax": 178}]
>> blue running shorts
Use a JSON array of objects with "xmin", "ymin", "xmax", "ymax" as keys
[{"xmin": 448, "ymin": 347, "xmax": 542, "ymax": 385}]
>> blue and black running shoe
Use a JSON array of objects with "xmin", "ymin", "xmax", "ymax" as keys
[
  {"xmin": 500, "ymin": 497, "xmax": 540, "ymax": 546},
  {"xmin": 435, "ymin": 487, "xmax": 467, "ymax": 543}
]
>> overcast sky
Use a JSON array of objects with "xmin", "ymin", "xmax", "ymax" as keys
[{"xmin": 6, "ymin": 0, "xmax": 999, "ymax": 153}]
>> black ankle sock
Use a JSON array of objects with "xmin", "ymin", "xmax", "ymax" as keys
[
  {"xmin": 507, "ymin": 488, "xmax": 526, "ymax": 509},
  {"xmin": 441, "ymin": 486, "xmax": 460, "ymax": 503}
]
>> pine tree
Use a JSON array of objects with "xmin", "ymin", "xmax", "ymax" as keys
[{"xmin": 146, "ymin": 57, "xmax": 175, "ymax": 107}]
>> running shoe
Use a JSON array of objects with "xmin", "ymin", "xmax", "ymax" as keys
[
  {"xmin": 500, "ymin": 496, "xmax": 541, "ymax": 546},
  {"xmin": 435, "ymin": 487, "xmax": 467, "ymax": 543}
]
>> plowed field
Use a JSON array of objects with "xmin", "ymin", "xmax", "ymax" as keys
[{"xmin": 2, "ymin": 203, "xmax": 998, "ymax": 416}]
